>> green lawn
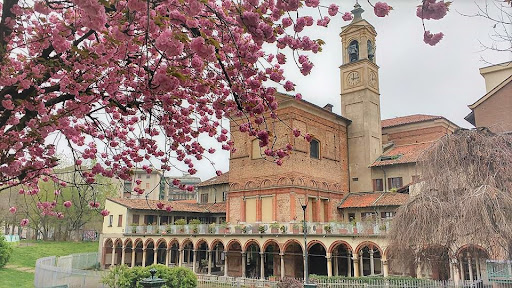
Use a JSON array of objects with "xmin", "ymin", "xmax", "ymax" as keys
[{"xmin": 0, "ymin": 240, "xmax": 99, "ymax": 288}]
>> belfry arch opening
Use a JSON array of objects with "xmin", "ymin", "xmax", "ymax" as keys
[{"xmin": 348, "ymin": 40, "xmax": 359, "ymax": 62}]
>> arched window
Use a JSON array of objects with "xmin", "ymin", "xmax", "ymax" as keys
[
  {"xmin": 310, "ymin": 139, "xmax": 320, "ymax": 159},
  {"xmin": 348, "ymin": 40, "xmax": 359, "ymax": 62},
  {"xmin": 367, "ymin": 40, "xmax": 374, "ymax": 62},
  {"xmin": 251, "ymin": 139, "xmax": 262, "ymax": 159}
]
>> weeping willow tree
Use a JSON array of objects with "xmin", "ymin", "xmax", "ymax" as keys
[{"xmin": 388, "ymin": 128, "xmax": 512, "ymax": 270}]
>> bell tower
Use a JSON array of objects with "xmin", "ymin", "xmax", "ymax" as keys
[{"xmin": 340, "ymin": 3, "xmax": 382, "ymax": 193}]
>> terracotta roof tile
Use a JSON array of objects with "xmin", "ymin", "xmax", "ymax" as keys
[
  {"xmin": 371, "ymin": 142, "xmax": 433, "ymax": 167},
  {"xmin": 108, "ymin": 198, "xmax": 226, "ymax": 214},
  {"xmin": 196, "ymin": 172, "xmax": 229, "ymax": 187},
  {"xmin": 339, "ymin": 192, "xmax": 409, "ymax": 209},
  {"xmin": 382, "ymin": 114, "xmax": 443, "ymax": 128}
]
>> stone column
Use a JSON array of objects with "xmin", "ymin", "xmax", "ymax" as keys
[
  {"xmin": 165, "ymin": 249, "xmax": 170, "ymax": 266},
  {"xmin": 382, "ymin": 259, "xmax": 389, "ymax": 277},
  {"xmin": 153, "ymin": 248, "xmax": 158, "ymax": 265},
  {"xmin": 416, "ymin": 259, "xmax": 422, "ymax": 279},
  {"xmin": 260, "ymin": 252, "xmax": 265, "ymax": 279},
  {"xmin": 452, "ymin": 259, "xmax": 461, "ymax": 285},
  {"xmin": 332, "ymin": 252, "xmax": 338, "ymax": 276},
  {"xmin": 459, "ymin": 257, "xmax": 465, "ymax": 281},
  {"xmin": 369, "ymin": 250, "xmax": 375, "ymax": 276},
  {"xmin": 475, "ymin": 254, "xmax": 481, "ymax": 280},
  {"xmin": 131, "ymin": 248, "xmax": 136, "ymax": 268},
  {"xmin": 359, "ymin": 251, "xmax": 364, "ymax": 276},
  {"xmin": 121, "ymin": 245, "xmax": 126, "ymax": 266},
  {"xmin": 280, "ymin": 253, "xmax": 285, "ymax": 279},
  {"xmin": 192, "ymin": 250, "xmax": 197, "ymax": 273},
  {"xmin": 178, "ymin": 249, "xmax": 183, "ymax": 267},
  {"xmin": 326, "ymin": 253, "xmax": 333, "ymax": 277},
  {"xmin": 208, "ymin": 250, "xmax": 213, "ymax": 275},
  {"xmin": 241, "ymin": 252, "xmax": 246, "ymax": 278},
  {"xmin": 142, "ymin": 248, "xmax": 147, "ymax": 267},
  {"xmin": 224, "ymin": 251, "xmax": 229, "ymax": 277},
  {"xmin": 353, "ymin": 253, "xmax": 360, "ymax": 277},
  {"xmin": 111, "ymin": 247, "xmax": 116, "ymax": 267},
  {"xmin": 347, "ymin": 252, "xmax": 352, "ymax": 277},
  {"xmin": 468, "ymin": 255, "xmax": 474, "ymax": 282}
]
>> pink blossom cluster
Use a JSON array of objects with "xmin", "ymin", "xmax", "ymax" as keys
[
  {"xmin": 423, "ymin": 31, "xmax": 444, "ymax": 46},
  {"xmin": 20, "ymin": 219, "xmax": 29, "ymax": 227},
  {"xmin": 374, "ymin": 2, "xmax": 392, "ymax": 17},
  {"xmin": 416, "ymin": 0, "xmax": 449, "ymax": 20},
  {"xmin": 89, "ymin": 201, "xmax": 101, "ymax": 209},
  {"xmin": 342, "ymin": 13, "xmax": 354, "ymax": 21},
  {"xmin": 0, "ymin": 0, "xmax": 447, "ymax": 214}
]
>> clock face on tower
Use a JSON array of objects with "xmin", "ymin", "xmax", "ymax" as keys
[
  {"xmin": 369, "ymin": 70, "xmax": 378, "ymax": 88},
  {"xmin": 347, "ymin": 71, "xmax": 360, "ymax": 86}
]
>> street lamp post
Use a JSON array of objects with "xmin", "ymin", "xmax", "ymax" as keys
[{"xmin": 302, "ymin": 202, "xmax": 308, "ymax": 285}]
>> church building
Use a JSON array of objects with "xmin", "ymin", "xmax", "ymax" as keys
[{"xmin": 99, "ymin": 3, "xmax": 490, "ymax": 284}]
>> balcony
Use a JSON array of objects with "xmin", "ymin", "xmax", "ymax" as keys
[{"xmin": 123, "ymin": 220, "xmax": 391, "ymax": 236}]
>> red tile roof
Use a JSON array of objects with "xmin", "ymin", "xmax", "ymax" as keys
[
  {"xmin": 196, "ymin": 172, "xmax": 229, "ymax": 187},
  {"xmin": 339, "ymin": 192, "xmax": 409, "ymax": 209},
  {"xmin": 108, "ymin": 198, "xmax": 226, "ymax": 214},
  {"xmin": 371, "ymin": 142, "xmax": 434, "ymax": 167},
  {"xmin": 382, "ymin": 114, "xmax": 443, "ymax": 128}
]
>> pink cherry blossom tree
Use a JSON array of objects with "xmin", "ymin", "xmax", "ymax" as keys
[{"xmin": 0, "ymin": 0, "xmax": 449, "ymax": 216}]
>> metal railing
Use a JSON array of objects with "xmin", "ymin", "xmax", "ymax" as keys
[
  {"xmin": 34, "ymin": 252, "xmax": 105, "ymax": 288},
  {"xmin": 310, "ymin": 278, "xmax": 491, "ymax": 287},
  {"xmin": 197, "ymin": 275, "xmax": 279, "ymax": 287},
  {"xmin": 197, "ymin": 276, "xmax": 506, "ymax": 288},
  {"xmin": 487, "ymin": 259, "xmax": 512, "ymax": 284},
  {"xmin": 124, "ymin": 221, "xmax": 391, "ymax": 236}
]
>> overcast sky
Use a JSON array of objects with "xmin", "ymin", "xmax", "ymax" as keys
[
  {"xmin": 194, "ymin": 0, "xmax": 512, "ymax": 181},
  {"xmin": 285, "ymin": 0, "xmax": 511, "ymax": 124}
]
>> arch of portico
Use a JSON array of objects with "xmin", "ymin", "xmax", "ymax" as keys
[
  {"xmin": 194, "ymin": 239, "xmax": 209, "ymax": 274},
  {"xmin": 102, "ymin": 238, "xmax": 113, "ymax": 269},
  {"xmin": 155, "ymin": 239, "xmax": 167, "ymax": 265},
  {"xmin": 308, "ymin": 241, "xmax": 328, "ymax": 276},
  {"xmin": 355, "ymin": 241, "xmax": 383, "ymax": 277},
  {"xmin": 210, "ymin": 239, "xmax": 225, "ymax": 275},
  {"xmin": 168, "ymin": 239, "xmax": 179, "ymax": 266},
  {"xmin": 123, "ymin": 239, "xmax": 133, "ymax": 266},
  {"xmin": 329, "ymin": 240, "xmax": 353, "ymax": 277},
  {"xmin": 144, "ymin": 239, "xmax": 155, "ymax": 267},
  {"xmin": 103, "ymin": 234, "xmax": 393, "ymax": 280},
  {"xmin": 455, "ymin": 245, "xmax": 489, "ymax": 283}
]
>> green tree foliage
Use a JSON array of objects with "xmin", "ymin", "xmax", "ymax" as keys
[
  {"xmin": 0, "ymin": 235, "xmax": 13, "ymax": 268},
  {"xmin": 101, "ymin": 264, "xmax": 197, "ymax": 288},
  {"xmin": 21, "ymin": 166, "xmax": 119, "ymax": 240}
]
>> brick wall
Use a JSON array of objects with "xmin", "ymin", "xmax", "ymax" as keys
[
  {"xmin": 229, "ymin": 104, "xmax": 349, "ymax": 190},
  {"xmin": 385, "ymin": 126, "xmax": 450, "ymax": 146},
  {"xmin": 473, "ymin": 81, "xmax": 512, "ymax": 133}
]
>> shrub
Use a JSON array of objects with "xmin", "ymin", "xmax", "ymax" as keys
[
  {"xmin": 189, "ymin": 219, "xmax": 201, "ymax": 225},
  {"xmin": 101, "ymin": 264, "xmax": 197, "ymax": 288},
  {"xmin": 174, "ymin": 219, "xmax": 186, "ymax": 225},
  {"xmin": 0, "ymin": 235, "xmax": 13, "ymax": 268},
  {"xmin": 168, "ymin": 266, "xmax": 197, "ymax": 288},
  {"xmin": 277, "ymin": 277, "xmax": 304, "ymax": 288}
]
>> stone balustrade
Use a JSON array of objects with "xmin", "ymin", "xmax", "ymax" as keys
[{"xmin": 124, "ymin": 220, "xmax": 390, "ymax": 236}]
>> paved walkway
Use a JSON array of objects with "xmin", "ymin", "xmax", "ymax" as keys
[{"xmin": 4, "ymin": 264, "xmax": 35, "ymax": 273}]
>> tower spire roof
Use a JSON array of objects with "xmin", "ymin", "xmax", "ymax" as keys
[{"xmin": 351, "ymin": 1, "xmax": 364, "ymax": 22}]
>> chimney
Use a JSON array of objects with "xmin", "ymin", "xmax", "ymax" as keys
[{"xmin": 323, "ymin": 104, "xmax": 333, "ymax": 112}]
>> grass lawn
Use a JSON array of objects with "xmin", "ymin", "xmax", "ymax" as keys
[{"xmin": 0, "ymin": 240, "xmax": 99, "ymax": 288}]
